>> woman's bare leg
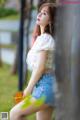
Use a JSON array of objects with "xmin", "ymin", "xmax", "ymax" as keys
[
  {"xmin": 10, "ymin": 97, "xmax": 49, "ymax": 120},
  {"xmin": 36, "ymin": 106, "xmax": 54, "ymax": 120}
]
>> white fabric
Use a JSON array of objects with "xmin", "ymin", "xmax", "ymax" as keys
[{"xmin": 26, "ymin": 33, "xmax": 55, "ymax": 71}]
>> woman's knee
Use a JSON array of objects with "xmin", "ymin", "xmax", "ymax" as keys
[
  {"xmin": 10, "ymin": 108, "xmax": 15, "ymax": 120},
  {"xmin": 10, "ymin": 107, "xmax": 18, "ymax": 120},
  {"xmin": 10, "ymin": 101, "xmax": 24, "ymax": 120},
  {"xmin": 10, "ymin": 107, "xmax": 21, "ymax": 120}
]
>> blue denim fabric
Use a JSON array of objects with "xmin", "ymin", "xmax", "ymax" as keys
[{"xmin": 32, "ymin": 73, "xmax": 57, "ymax": 107}]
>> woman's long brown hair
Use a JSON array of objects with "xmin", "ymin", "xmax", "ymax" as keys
[{"xmin": 31, "ymin": 2, "xmax": 57, "ymax": 47}]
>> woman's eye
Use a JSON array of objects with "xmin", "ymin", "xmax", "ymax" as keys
[
  {"xmin": 43, "ymin": 12, "xmax": 46, "ymax": 15},
  {"xmin": 41, "ymin": 12, "xmax": 47, "ymax": 15},
  {"xmin": 38, "ymin": 12, "xmax": 47, "ymax": 16}
]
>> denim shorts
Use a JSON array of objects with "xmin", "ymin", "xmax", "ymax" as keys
[{"xmin": 32, "ymin": 73, "xmax": 57, "ymax": 107}]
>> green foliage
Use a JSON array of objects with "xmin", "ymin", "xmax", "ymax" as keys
[
  {"xmin": 0, "ymin": 64, "xmax": 35, "ymax": 120},
  {"xmin": 0, "ymin": 7, "xmax": 18, "ymax": 18},
  {"xmin": 31, "ymin": 5, "xmax": 37, "ymax": 10},
  {"xmin": 0, "ymin": 64, "xmax": 18, "ymax": 111},
  {"xmin": 0, "ymin": 0, "xmax": 7, "ymax": 7}
]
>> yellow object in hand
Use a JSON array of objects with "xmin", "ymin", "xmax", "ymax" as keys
[{"xmin": 21, "ymin": 94, "xmax": 46, "ymax": 109}]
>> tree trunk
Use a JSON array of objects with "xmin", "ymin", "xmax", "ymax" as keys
[
  {"xmin": 10, "ymin": 43, "xmax": 19, "ymax": 74},
  {"xmin": 23, "ymin": 0, "xmax": 33, "ymax": 83},
  {"xmin": 55, "ymin": 4, "xmax": 80, "ymax": 120},
  {"xmin": 10, "ymin": 0, "xmax": 29, "ymax": 75},
  {"xmin": 0, "ymin": 41, "xmax": 2, "ymax": 67}
]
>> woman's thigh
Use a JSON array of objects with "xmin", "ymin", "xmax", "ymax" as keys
[
  {"xmin": 10, "ymin": 97, "xmax": 49, "ymax": 119},
  {"xmin": 36, "ymin": 106, "xmax": 54, "ymax": 120}
]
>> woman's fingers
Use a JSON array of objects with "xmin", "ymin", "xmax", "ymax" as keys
[
  {"xmin": 23, "ymin": 89, "xmax": 27, "ymax": 97},
  {"xmin": 23, "ymin": 88, "xmax": 31, "ymax": 98}
]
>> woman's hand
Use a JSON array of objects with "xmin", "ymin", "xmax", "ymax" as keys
[{"xmin": 23, "ymin": 86, "xmax": 33, "ymax": 98}]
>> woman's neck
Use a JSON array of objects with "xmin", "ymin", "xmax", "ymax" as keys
[{"xmin": 40, "ymin": 26, "xmax": 45, "ymax": 34}]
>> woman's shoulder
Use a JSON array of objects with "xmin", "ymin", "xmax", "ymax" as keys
[
  {"xmin": 37, "ymin": 33, "xmax": 55, "ymax": 43},
  {"xmin": 31, "ymin": 33, "xmax": 55, "ymax": 51},
  {"xmin": 39, "ymin": 33, "xmax": 54, "ymax": 39}
]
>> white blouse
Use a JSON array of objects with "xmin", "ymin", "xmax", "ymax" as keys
[{"xmin": 26, "ymin": 33, "xmax": 56, "ymax": 71}]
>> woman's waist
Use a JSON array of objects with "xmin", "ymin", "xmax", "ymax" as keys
[
  {"xmin": 36, "ymin": 71, "xmax": 56, "ymax": 87},
  {"xmin": 43, "ymin": 68, "xmax": 55, "ymax": 75}
]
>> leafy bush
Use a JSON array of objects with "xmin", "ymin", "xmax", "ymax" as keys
[{"xmin": 0, "ymin": 7, "xmax": 18, "ymax": 18}]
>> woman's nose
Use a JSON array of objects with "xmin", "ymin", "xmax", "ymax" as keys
[{"xmin": 38, "ymin": 13, "xmax": 42, "ymax": 17}]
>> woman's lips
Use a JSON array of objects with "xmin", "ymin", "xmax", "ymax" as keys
[{"xmin": 37, "ymin": 18, "xmax": 40, "ymax": 21}]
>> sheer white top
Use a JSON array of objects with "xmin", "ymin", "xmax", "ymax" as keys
[{"xmin": 26, "ymin": 33, "xmax": 56, "ymax": 71}]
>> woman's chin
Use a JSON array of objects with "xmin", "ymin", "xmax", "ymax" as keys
[{"xmin": 36, "ymin": 21, "xmax": 41, "ymax": 25}]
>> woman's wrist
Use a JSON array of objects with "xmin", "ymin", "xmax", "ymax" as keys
[
  {"xmin": 23, "ymin": 86, "xmax": 32, "ymax": 97},
  {"xmin": 27, "ymin": 84, "xmax": 33, "ymax": 92}
]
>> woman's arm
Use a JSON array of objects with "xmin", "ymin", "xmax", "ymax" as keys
[{"xmin": 23, "ymin": 50, "xmax": 48, "ymax": 97}]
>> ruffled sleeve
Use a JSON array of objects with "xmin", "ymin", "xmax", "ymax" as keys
[{"xmin": 31, "ymin": 33, "xmax": 55, "ymax": 51}]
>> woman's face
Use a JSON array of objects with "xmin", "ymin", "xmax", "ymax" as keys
[{"xmin": 36, "ymin": 6, "xmax": 50, "ymax": 27}]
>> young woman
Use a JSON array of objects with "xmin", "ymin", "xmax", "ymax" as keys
[{"xmin": 10, "ymin": 2, "xmax": 57, "ymax": 120}]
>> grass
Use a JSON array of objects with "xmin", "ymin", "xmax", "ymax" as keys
[
  {"xmin": 0, "ymin": 64, "xmax": 35, "ymax": 120},
  {"xmin": 0, "ymin": 14, "xmax": 20, "ymax": 20},
  {"xmin": 0, "ymin": 44, "xmax": 16, "ymax": 50}
]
